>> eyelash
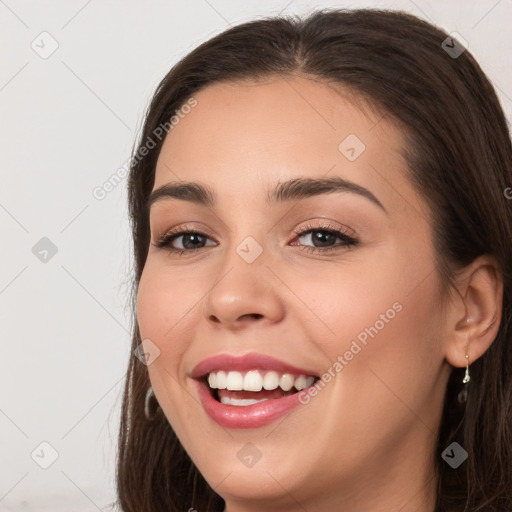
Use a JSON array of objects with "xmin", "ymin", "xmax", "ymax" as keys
[
  {"xmin": 153, "ymin": 222, "xmax": 359, "ymax": 256},
  {"xmin": 292, "ymin": 222, "xmax": 359, "ymax": 254}
]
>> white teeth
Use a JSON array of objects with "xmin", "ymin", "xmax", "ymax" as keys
[
  {"xmin": 207, "ymin": 369, "xmax": 316, "ymax": 392},
  {"xmin": 220, "ymin": 396, "xmax": 269, "ymax": 406},
  {"xmin": 226, "ymin": 371, "xmax": 244, "ymax": 390},
  {"xmin": 262, "ymin": 371, "xmax": 279, "ymax": 390},
  {"xmin": 294, "ymin": 375, "xmax": 307, "ymax": 391},
  {"xmin": 279, "ymin": 374, "xmax": 295, "ymax": 391},
  {"xmin": 296, "ymin": 375, "xmax": 315, "ymax": 390},
  {"xmin": 216, "ymin": 370, "xmax": 227, "ymax": 389},
  {"xmin": 243, "ymin": 371, "xmax": 263, "ymax": 392}
]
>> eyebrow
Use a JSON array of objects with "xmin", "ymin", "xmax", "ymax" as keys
[{"xmin": 146, "ymin": 176, "xmax": 387, "ymax": 213}]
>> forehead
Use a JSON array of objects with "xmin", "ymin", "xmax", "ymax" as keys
[{"xmin": 153, "ymin": 76, "xmax": 420, "ymax": 217}]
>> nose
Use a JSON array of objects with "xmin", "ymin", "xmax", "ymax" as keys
[{"xmin": 202, "ymin": 246, "xmax": 285, "ymax": 331}]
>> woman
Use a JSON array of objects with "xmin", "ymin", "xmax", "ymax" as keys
[{"xmin": 116, "ymin": 8, "xmax": 512, "ymax": 512}]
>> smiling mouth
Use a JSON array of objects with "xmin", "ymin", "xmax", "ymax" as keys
[{"xmin": 203, "ymin": 369, "xmax": 319, "ymax": 406}]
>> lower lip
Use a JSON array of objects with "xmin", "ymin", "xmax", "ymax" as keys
[{"xmin": 194, "ymin": 379, "xmax": 306, "ymax": 429}]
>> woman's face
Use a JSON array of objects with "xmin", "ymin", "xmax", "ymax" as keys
[{"xmin": 137, "ymin": 76, "xmax": 451, "ymax": 510}]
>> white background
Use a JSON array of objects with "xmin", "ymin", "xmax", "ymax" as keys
[{"xmin": 0, "ymin": 0, "xmax": 510, "ymax": 510}]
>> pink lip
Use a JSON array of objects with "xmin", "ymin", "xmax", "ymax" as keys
[
  {"xmin": 190, "ymin": 352, "xmax": 318, "ymax": 379},
  {"xmin": 193, "ymin": 378, "xmax": 307, "ymax": 429},
  {"xmin": 190, "ymin": 353, "xmax": 318, "ymax": 429}
]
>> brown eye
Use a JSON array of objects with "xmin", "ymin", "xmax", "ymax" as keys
[
  {"xmin": 291, "ymin": 224, "xmax": 359, "ymax": 254},
  {"xmin": 154, "ymin": 230, "xmax": 217, "ymax": 253}
]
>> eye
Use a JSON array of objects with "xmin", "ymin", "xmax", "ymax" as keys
[
  {"xmin": 291, "ymin": 222, "xmax": 359, "ymax": 254},
  {"xmin": 152, "ymin": 222, "xmax": 359, "ymax": 256},
  {"xmin": 153, "ymin": 228, "xmax": 217, "ymax": 254}
]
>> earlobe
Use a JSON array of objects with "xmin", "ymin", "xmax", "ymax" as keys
[{"xmin": 444, "ymin": 255, "xmax": 503, "ymax": 369}]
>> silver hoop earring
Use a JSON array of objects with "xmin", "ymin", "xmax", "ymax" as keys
[{"xmin": 144, "ymin": 386, "xmax": 159, "ymax": 421}]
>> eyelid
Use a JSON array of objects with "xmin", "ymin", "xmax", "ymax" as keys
[
  {"xmin": 291, "ymin": 219, "xmax": 357, "ymax": 239},
  {"xmin": 289, "ymin": 221, "xmax": 359, "ymax": 253},
  {"xmin": 153, "ymin": 222, "xmax": 217, "ymax": 242},
  {"xmin": 153, "ymin": 219, "xmax": 359, "ymax": 255},
  {"xmin": 152, "ymin": 223, "xmax": 219, "ymax": 252}
]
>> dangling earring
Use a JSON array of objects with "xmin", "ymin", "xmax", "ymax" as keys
[
  {"xmin": 144, "ymin": 386, "xmax": 159, "ymax": 421},
  {"xmin": 458, "ymin": 354, "xmax": 470, "ymax": 404},
  {"xmin": 462, "ymin": 354, "xmax": 470, "ymax": 384}
]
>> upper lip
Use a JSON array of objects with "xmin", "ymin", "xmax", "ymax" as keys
[{"xmin": 190, "ymin": 353, "xmax": 319, "ymax": 379}]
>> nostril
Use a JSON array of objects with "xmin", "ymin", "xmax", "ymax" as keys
[
  {"xmin": 207, "ymin": 313, "xmax": 264, "ymax": 324},
  {"xmin": 243, "ymin": 313, "xmax": 263, "ymax": 320}
]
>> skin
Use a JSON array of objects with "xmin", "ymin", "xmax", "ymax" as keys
[{"xmin": 136, "ymin": 75, "xmax": 502, "ymax": 512}]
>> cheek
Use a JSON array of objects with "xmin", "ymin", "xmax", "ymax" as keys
[
  {"xmin": 137, "ymin": 262, "xmax": 205, "ymax": 345},
  {"xmin": 136, "ymin": 265, "xmax": 194, "ymax": 393},
  {"xmin": 136, "ymin": 265, "xmax": 202, "ymax": 434},
  {"xmin": 136, "ymin": 261, "xmax": 221, "ymax": 397},
  {"xmin": 276, "ymin": 256, "xmax": 407, "ymax": 356},
  {"xmin": 304, "ymin": 239, "xmax": 444, "ymax": 364},
  {"xmin": 287, "ymin": 250, "xmax": 445, "ymax": 413},
  {"xmin": 325, "ymin": 270, "xmax": 444, "ymax": 437}
]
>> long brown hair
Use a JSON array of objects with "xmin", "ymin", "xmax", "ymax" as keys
[{"xmin": 116, "ymin": 9, "xmax": 512, "ymax": 511}]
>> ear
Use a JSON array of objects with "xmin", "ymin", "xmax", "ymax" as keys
[{"xmin": 444, "ymin": 255, "xmax": 503, "ymax": 368}]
